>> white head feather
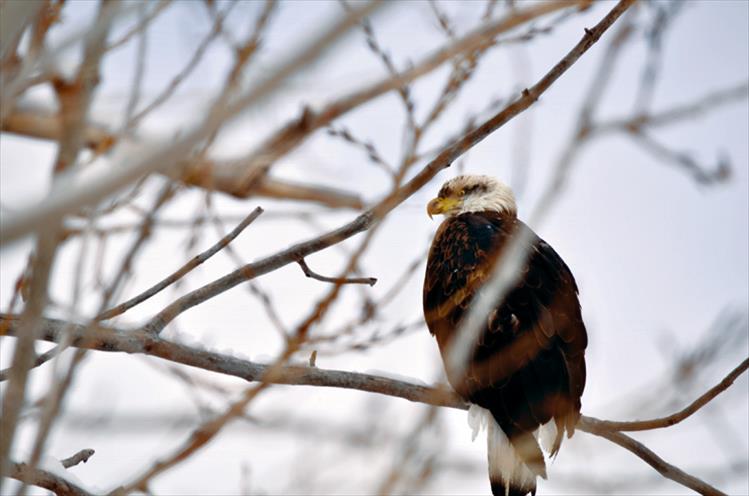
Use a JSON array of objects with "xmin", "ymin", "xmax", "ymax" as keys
[{"xmin": 436, "ymin": 175, "xmax": 517, "ymax": 217}]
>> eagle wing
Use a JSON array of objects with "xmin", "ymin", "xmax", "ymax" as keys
[{"xmin": 424, "ymin": 212, "xmax": 587, "ymax": 466}]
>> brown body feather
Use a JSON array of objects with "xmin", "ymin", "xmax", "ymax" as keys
[{"xmin": 423, "ymin": 211, "xmax": 587, "ymax": 496}]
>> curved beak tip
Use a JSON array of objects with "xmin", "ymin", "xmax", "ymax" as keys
[{"xmin": 426, "ymin": 198, "xmax": 440, "ymax": 220}]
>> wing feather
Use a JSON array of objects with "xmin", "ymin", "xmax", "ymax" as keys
[{"xmin": 424, "ymin": 212, "xmax": 587, "ymax": 470}]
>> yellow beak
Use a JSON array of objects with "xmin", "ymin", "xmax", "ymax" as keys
[{"xmin": 427, "ymin": 197, "xmax": 458, "ymax": 219}]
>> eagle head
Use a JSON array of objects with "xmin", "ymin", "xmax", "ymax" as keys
[{"xmin": 427, "ymin": 175, "xmax": 517, "ymax": 219}]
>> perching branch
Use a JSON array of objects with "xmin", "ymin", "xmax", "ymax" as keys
[
  {"xmin": 298, "ymin": 258, "xmax": 377, "ymax": 286},
  {"xmin": 0, "ymin": 314, "xmax": 467, "ymax": 410},
  {"xmin": 1, "ymin": 314, "xmax": 742, "ymax": 496}
]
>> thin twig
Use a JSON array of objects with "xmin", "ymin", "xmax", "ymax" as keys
[
  {"xmin": 106, "ymin": 0, "xmax": 172, "ymax": 52},
  {"xmin": 125, "ymin": 2, "xmax": 235, "ymax": 129},
  {"xmin": 0, "ymin": 344, "xmax": 61, "ymax": 382},
  {"xmin": 587, "ymin": 357, "xmax": 748, "ymax": 432},
  {"xmin": 593, "ymin": 81, "xmax": 749, "ymax": 134},
  {"xmin": 326, "ymin": 125, "xmax": 395, "ymax": 177},
  {"xmin": 188, "ymin": 0, "xmax": 585, "ymax": 197},
  {"xmin": 298, "ymin": 258, "xmax": 377, "ymax": 287},
  {"xmin": 207, "ymin": 209, "xmax": 289, "ymax": 337},
  {"xmin": 630, "ymin": 130, "xmax": 730, "ymax": 185},
  {"xmin": 97, "ymin": 206, "xmax": 263, "ymax": 321}
]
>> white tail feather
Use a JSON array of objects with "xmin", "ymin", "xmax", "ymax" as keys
[
  {"xmin": 468, "ymin": 404, "xmax": 536, "ymax": 494},
  {"xmin": 468, "ymin": 403, "xmax": 489, "ymax": 441},
  {"xmin": 487, "ymin": 414, "xmax": 536, "ymax": 494},
  {"xmin": 538, "ymin": 420, "xmax": 559, "ymax": 455},
  {"xmin": 468, "ymin": 405, "xmax": 561, "ymax": 495}
]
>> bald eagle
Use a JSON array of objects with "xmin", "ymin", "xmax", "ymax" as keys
[{"xmin": 423, "ymin": 175, "xmax": 587, "ymax": 496}]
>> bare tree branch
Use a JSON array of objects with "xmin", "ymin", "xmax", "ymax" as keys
[
  {"xmin": 1, "ymin": 314, "xmax": 741, "ymax": 496},
  {"xmin": 0, "ymin": 0, "xmax": 383, "ymax": 245},
  {"xmin": 586, "ymin": 357, "xmax": 749, "ymax": 432},
  {"xmin": 0, "ymin": 231, "xmax": 59, "ymax": 483},
  {"xmin": 105, "ymin": 0, "xmax": 172, "ymax": 52},
  {"xmin": 1, "ymin": 2, "xmax": 745, "ymax": 494},
  {"xmin": 593, "ymin": 81, "xmax": 749, "ymax": 134},
  {"xmin": 0, "ymin": 314, "xmax": 466, "ymax": 409},
  {"xmin": 298, "ymin": 258, "xmax": 377, "ymax": 286},
  {"xmin": 6, "ymin": 460, "xmax": 94, "ymax": 496},
  {"xmin": 192, "ymin": 0, "xmax": 587, "ymax": 196},
  {"xmin": 96, "ymin": 206, "xmax": 264, "ymax": 321},
  {"xmin": 0, "ymin": 343, "xmax": 61, "ymax": 382},
  {"xmin": 629, "ymin": 130, "xmax": 730, "ymax": 185},
  {"xmin": 2, "ymin": 107, "xmax": 116, "ymax": 152},
  {"xmin": 579, "ymin": 421, "xmax": 728, "ymax": 496},
  {"xmin": 0, "ymin": 109, "xmax": 365, "ymax": 206}
]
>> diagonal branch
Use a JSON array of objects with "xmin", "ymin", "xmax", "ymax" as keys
[
  {"xmin": 191, "ymin": 0, "xmax": 588, "ymax": 196},
  {"xmin": 579, "ymin": 420, "xmax": 728, "ymax": 496},
  {"xmin": 141, "ymin": 0, "xmax": 632, "ymax": 336},
  {"xmin": 439, "ymin": 0, "xmax": 637, "ymax": 389},
  {"xmin": 0, "ymin": 344, "xmax": 61, "ymax": 382},
  {"xmin": 96, "ymin": 206, "xmax": 264, "ymax": 321}
]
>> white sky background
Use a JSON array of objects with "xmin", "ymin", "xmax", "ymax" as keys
[{"xmin": 1, "ymin": 0, "xmax": 748, "ymax": 494}]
